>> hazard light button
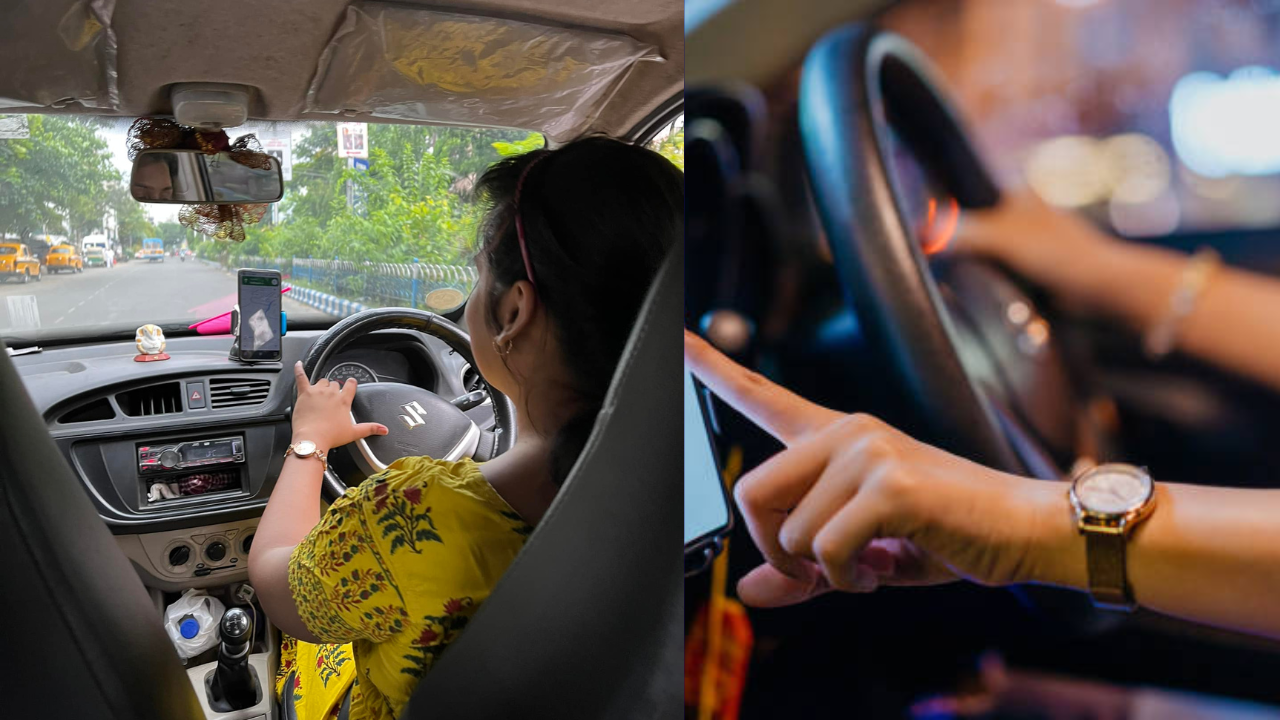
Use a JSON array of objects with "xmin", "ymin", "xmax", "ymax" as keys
[{"xmin": 186, "ymin": 382, "xmax": 206, "ymax": 410}]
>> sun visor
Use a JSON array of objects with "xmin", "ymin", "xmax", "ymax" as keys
[
  {"xmin": 0, "ymin": 0, "xmax": 119, "ymax": 110},
  {"xmin": 303, "ymin": 2, "xmax": 662, "ymax": 141}
]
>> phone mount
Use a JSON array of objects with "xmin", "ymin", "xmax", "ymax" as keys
[
  {"xmin": 227, "ymin": 305, "xmax": 287, "ymax": 364},
  {"xmin": 685, "ymin": 537, "xmax": 727, "ymax": 577}
]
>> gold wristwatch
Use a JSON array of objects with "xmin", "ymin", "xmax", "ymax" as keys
[
  {"xmin": 1068, "ymin": 463, "xmax": 1156, "ymax": 611},
  {"xmin": 285, "ymin": 440, "xmax": 327, "ymax": 473}
]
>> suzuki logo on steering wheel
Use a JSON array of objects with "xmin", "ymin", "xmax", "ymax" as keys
[{"xmin": 399, "ymin": 401, "xmax": 427, "ymax": 429}]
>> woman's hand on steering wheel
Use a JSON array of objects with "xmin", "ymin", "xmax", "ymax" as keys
[
  {"xmin": 953, "ymin": 190, "xmax": 1116, "ymax": 292},
  {"xmin": 685, "ymin": 331, "xmax": 1072, "ymax": 609},
  {"xmin": 291, "ymin": 361, "xmax": 389, "ymax": 452}
]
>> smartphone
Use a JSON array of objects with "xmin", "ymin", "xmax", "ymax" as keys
[
  {"xmin": 685, "ymin": 367, "xmax": 733, "ymax": 569},
  {"xmin": 237, "ymin": 268, "xmax": 283, "ymax": 362}
]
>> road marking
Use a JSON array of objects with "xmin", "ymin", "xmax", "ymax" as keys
[{"xmin": 56, "ymin": 272, "xmax": 128, "ymax": 322}]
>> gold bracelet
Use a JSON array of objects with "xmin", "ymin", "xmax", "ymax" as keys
[{"xmin": 1144, "ymin": 247, "xmax": 1220, "ymax": 360}]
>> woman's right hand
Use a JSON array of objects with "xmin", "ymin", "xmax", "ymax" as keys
[
  {"xmin": 953, "ymin": 190, "xmax": 1116, "ymax": 290},
  {"xmin": 291, "ymin": 362, "xmax": 388, "ymax": 453},
  {"xmin": 685, "ymin": 331, "xmax": 1076, "ymax": 608}
]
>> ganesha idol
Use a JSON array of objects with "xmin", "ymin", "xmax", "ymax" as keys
[{"xmin": 134, "ymin": 323, "xmax": 170, "ymax": 361}]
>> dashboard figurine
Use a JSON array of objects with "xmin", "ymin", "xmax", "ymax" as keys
[{"xmin": 134, "ymin": 323, "xmax": 171, "ymax": 362}]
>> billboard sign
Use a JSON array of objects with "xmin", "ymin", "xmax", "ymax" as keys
[{"xmin": 336, "ymin": 122, "xmax": 368, "ymax": 159}]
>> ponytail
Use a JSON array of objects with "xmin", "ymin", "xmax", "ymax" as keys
[{"xmin": 474, "ymin": 137, "xmax": 683, "ymax": 485}]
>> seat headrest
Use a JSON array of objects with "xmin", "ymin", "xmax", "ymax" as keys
[
  {"xmin": 406, "ymin": 239, "xmax": 684, "ymax": 719},
  {"xmin": 0, "ymin": 344, "xmax": 205, "ymax": 718}
]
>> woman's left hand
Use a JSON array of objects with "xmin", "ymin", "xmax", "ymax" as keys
[
  {"xmin": 685, "ymin": 331, "xmax": 1068, "ymax": 608},
  {"xmin": 290, "ymin": 361, "xmax": 389, "ymax": 452}
]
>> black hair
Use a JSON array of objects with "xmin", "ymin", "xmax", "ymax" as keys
[
  {"xmin": 136, "ymin": 151, "xmax": 178, "ymax": 176},
  {"xmin": 475, "ymin": 136, "xmax": 683, "ymax": 485}
]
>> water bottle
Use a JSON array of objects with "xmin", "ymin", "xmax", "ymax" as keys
[{"xmin": 164, "ymin": 589, "xmax": 225, "ymax": 659}]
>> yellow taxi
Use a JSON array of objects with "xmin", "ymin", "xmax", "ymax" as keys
[
  {"xmin": 0, "ymin": 243, "xmax": 41, "ymax": 283},
  {"xmin": 45, "ymin": 244, "xmax": 83, "ymax": 274}
]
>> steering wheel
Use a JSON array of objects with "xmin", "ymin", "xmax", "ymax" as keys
[
  {"xmin": 301, "ymin": 308, "xmax": 517, "ymax": 502},
  {"xmin": 799, "ymin": 24, "xmax": 1084, "ymax": 478}
]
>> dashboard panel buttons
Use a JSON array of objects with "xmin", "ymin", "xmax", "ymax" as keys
[
  {"xmin": 168, "ymin": 545, "xmax": 191, "ymax": 567},
  {"xmin": 186, "ymin": 382, "xmax": 206, "ymax": 410},
  {"xmin": 205, "ymin": 541, "xmax": 227, "ymax": 562}
]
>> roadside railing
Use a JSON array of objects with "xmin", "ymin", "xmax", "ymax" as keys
[{"xmin": 217, "ymin": 255, "xmax": 477, "ymax": 313}]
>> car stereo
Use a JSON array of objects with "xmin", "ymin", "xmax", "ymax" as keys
[{"xmin": 137, "ymin": 436, "xmax": 245, "ymax": 475}]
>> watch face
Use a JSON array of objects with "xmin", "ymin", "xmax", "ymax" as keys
[
  {"xmin": 1074, "ymin": 464, "xmax": 1153, "ymax": 515},
  {"xmin": 294, "ymin": 440, "xmax": 316, "ymax": 456}
]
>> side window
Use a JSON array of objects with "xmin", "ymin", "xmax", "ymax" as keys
[{"xmin": 646, "ymin": 114, "xmax": 684, "ymax": 170}]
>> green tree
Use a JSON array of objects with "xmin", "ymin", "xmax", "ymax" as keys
[
  {"xmin": 241, "ymin": 123, "xmax": 536, "ymax": 265},
  {"xmin": 648, "ymin": 117, "xmax": 684, "ymax": 170},
  {"xmin": 493, "ymin": 132, "xmax": 545, "ymax": 158},
  {"xmin": 155, "ymin": 220, "xmax": 190, "ymax": 245},
  {"xmin": 0, "ymin": 115, "xmax": 116, "ymax": 241},
  {"xmin": 107, "ymin": 182, "xmax": 155, "ymax": 253}
]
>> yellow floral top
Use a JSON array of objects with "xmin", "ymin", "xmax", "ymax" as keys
[{"xmin": 276, "ymin": 456, "xmax": 531, "ymax": 720}]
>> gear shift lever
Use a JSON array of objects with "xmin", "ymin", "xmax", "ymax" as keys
[{"xmin": 206, "ymin": 606, "xmax": 261, "ymax": 712}]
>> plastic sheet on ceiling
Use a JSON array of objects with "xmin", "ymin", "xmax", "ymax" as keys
[
  {"xmin": 304, "ymin": 2, "xmax": 662, "ymax": 141},
  {"xmin": 0, "ymin": 0, "xmax": 119, "ymax": 110}
]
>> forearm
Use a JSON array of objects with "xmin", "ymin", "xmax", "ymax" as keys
[
  {"xmin": 1039, "ymin": 239, "xmax": 1280, "ymax": 392},
  {"xmin": 250, "ymin": 449, "xmax": 327, "ymax": 555},
  {"xmin": 246, "ymin": 446, "xmax": 328, "ymax": 642},
  {"xmin": 1026, "ymin": 480, "xmax": 1280, "ymax": 639}
]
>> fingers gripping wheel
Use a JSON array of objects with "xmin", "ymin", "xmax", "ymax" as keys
[{"xmin": 301, "ymin": 308, "xmax": 517, "ymax": 501}]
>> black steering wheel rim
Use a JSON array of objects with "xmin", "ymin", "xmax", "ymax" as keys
[
  {"xmin": 301, "ymin": 307, "xmax": 517, "ymax": 501},
  {"xmin": 800, "ymin": 24, "xmax": 1071, "ymax": 475}
]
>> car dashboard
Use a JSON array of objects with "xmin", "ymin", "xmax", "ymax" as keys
[{"xmin": 14, "ymin": 328, "xmax": 487, "ymax": 592}]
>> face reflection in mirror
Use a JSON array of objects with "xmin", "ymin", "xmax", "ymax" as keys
[
  {"xmin": 131, "ymin": 153, "xmax": 175, "ymax": 201},
  {"xmin": 130, "ymin": 150, "xmax": 282, "ymax": 204}
]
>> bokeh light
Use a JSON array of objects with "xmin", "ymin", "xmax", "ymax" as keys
[{"xmin": 1024, "ymin": 135, "xmax": 1110, "ymax": 208}]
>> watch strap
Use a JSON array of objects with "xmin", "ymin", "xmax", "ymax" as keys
[
  {"xmin": 1085, "ymin": 530, "xmax": 1134, "ymax": 611},
  {"xmin": 285, "ymin": 444, "xmax": 327, "ymax": 473}
]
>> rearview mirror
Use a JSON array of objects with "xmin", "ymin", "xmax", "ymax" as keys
[{"xmin": 130, "ymin": 149, "xmax": 283, "ymax": 204}]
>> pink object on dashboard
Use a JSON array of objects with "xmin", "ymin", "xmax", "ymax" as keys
[{"xmin": 188, "ymin": 286, "xmax": 291, "ymax": 335}]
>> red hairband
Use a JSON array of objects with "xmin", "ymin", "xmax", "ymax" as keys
[{"xmin": 513, "ymin": 154, "xmax": 546, "ymax": 291}]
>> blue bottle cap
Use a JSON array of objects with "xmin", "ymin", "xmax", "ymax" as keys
[{"xmin": 179, "ymin": 617, "xmax": 200, "ymax": 639}]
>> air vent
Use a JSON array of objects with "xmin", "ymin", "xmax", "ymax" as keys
[
  {"xmin": 57, "ymin": 397, "xmax": 117, "ymax": 424},
  {"xmin": 209, "ymin": 377, "xmax": 271, "ymax": 409},
  {"xmin": 461, "ymin": 364, "xmax": 483, "ymax": 394},
  {"xmin": 116, "ymin": 383, "xmax": 183, "ymax": 417}
]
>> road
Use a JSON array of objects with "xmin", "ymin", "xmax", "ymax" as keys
[{"xmin": 0, "ymin": 258, "xmax": 329, "ymax": 336}]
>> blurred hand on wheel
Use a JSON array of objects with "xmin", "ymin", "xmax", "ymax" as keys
[
  {"xmin": 952, "ymin": 189, "xmax": 1115, "ymax": 288},
  {"xmin": 291, "ymin": 361, "xmax": 389, "ymax": 453},
  {"xmin": 685, "ymin": 331, "xmax": 1061, "ymax": 608}
]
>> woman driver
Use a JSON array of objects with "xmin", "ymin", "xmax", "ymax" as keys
[
  {"xmin": 686, "ymin": 191, "xmax": 1280, "ymax": 640},
  {"xmin": 248, "ymin": 137, "xmax": 683, "ymax": 719}
]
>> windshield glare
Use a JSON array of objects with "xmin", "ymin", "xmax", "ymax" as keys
[{"xmin": 0, "ymin": 116, "xmax": 545, "ymax": 342}]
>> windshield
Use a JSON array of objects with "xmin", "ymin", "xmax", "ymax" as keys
[
  {"xmin": 0, "ymin": 247, "xmax": 16, "ymax": 255},
  {"xmin": 50, "ymin": 247, "xmax": 69, "ymax": 253},
  {"xmin": 886, "ymin": 0, "xmax": 1280, "ymax": 237},
  {"xmin": 0, "ymin": 114, "xmax": 545, "ymax": 343}
]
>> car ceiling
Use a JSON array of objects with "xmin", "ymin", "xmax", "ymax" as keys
[
  {"xmin": 688, "ymin": 0, "xmax": 891, "ymax": 85},
  {"xmin": 0, "ymin": 0, "xmax": 682, "ymax": 139}
]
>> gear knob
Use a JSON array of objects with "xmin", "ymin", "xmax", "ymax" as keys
[
  {"xmin": 220, "ymin": 607, "xmax": 253, "ymax": 651},
  {"xmin": 208, "ymin": 606, "xmax": 260, "ymax": 711}
]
